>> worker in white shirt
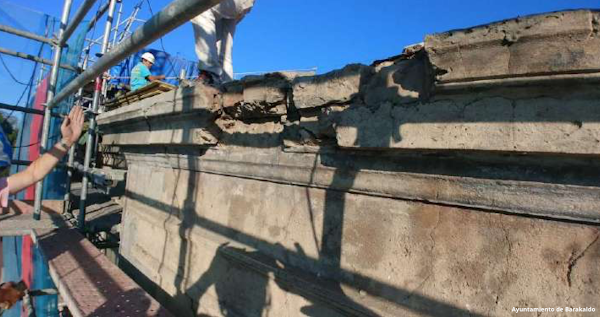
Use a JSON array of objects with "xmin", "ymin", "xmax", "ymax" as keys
[{"xmin": 191, "ymin": 0, "xmax": 256, "ymax": 85}]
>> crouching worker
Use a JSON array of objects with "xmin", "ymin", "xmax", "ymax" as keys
[{"xmin": 130, "ymin": 52, "xmax": 166, "ymax": 91}]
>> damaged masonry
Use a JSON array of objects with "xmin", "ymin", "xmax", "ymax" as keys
[{"xmin": 91, "ymin": 9, "xmax": 600, "ymax": 317}]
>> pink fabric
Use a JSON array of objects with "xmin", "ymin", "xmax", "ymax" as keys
[
  {"xmin": 0, "ymin": 177, "xmax": 9, "ymax": 208},
  {"xmin": 26, "ymin": 77, "xmax": 48, "ymax": 200}
]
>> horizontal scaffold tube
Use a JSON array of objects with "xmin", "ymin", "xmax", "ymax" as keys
[
  {"xmin": 0, "ymin": 102, "xmax": 61, "ymax": 117},
  {"xmin": 0, "ymin": 24, "xmax": 56, "ymax": 46},
  {"xmin": 0, "ymin": 46, "xmax": 79, "ymax": 72}
]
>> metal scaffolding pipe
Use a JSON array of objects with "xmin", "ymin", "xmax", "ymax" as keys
[
  {"xmin": 64, "ymin": 54, "xmax": 89, "ymax": 216},
  {"xmin": 12, "ymin": 160, "xmax": 32, "ymax": 166},
  {"xmin": 60, "ymin": 0, "xmax": 98, "ymax": 46},
  {"xmin": 117, "ymin": 2, "xmax": 142, "ymax": 43},
  {"xmin": 87, "ymin": 1, "xmax": 110, "ymax": 32},
  {"xmin": 33, "ymin": 0, "xmax": 73, "ymax": 221},
  {"xmin": 10, "ymin": 160, "xmax": 107, "ymax": 181},
  {"xmin": 0, "ymin": 102, "xmax": 60, "ymax": 117},
  {"xmin": 0, "ymin": 46, "xmax": 79, "ymax": 72},
  {"xmin": 111, "ymin": 0, "xmax": 124, "ymax": 49},
  {"xmin": 78, "ymin": 0, "xmax": 117, "ymax": 231},
  {"xmin": 48, "ymin": 0, "xmax": 224, "ymax": 109},
  {"xmin": 0, "ymin": 24, "xmax": 56, "ymax": 46}
]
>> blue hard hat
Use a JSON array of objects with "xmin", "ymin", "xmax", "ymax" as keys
[{"xmin": 0, "ymin": 125, "xmax": 13, "ymax": 168}]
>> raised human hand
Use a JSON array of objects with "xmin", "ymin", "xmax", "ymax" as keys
[{"xmin": 60, "ymin": 105, "xmax": 85, "ymax": 147}]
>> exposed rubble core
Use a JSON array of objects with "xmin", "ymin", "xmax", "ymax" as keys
[{"xmin": 98, "ymin": 10, "xmax": 600, "ymax": 317}]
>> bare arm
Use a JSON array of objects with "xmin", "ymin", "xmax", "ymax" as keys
[
  {"xmin": 8, "ymin": 106, "xmax": 84, "ymax": 194},
  {"xmin": 147, "ymin": 74, "xmax": 165, "ymax": 81}
]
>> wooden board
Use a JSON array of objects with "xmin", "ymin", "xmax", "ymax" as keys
[{"xmin": 104, "ymin": 81, "xmax": 176, "ymax": 109}]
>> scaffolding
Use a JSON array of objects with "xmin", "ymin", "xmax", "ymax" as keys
[{"xmin": 0, "ymin": 0, "xmax": 225, "ymax": 230}]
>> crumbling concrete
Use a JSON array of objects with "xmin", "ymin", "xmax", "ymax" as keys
[
  {"xmin": 98, "ymin": 9, "xmax": 600, "ymax": 317},
  {"xmin": 223, "ymin": 74, "xmax": 289, "ymax": 119},
  {"xmin": 292, "ymin": 64, "xmax": 374, "ymax": 110}
]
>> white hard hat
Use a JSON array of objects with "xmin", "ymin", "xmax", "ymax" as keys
[{"xmin": 141, "ymin": 52, "xmax": 155, "ymax": 64}]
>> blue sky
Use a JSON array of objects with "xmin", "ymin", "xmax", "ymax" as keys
[{"xmin": 0, "ymin": 0, "xmax": 597, "ymax": 109}]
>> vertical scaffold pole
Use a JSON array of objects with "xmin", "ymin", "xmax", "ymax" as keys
[
  {"xmin": 63, "ymin": 53, "xmax": 90, "ymax": 216},
  {"xmin": 111, "ymin": 0, "xmax": 124, "ymax": 49},
  {"xmin": 33, "ymin": 0, "xmax": 73, "ymax": 220},
  {"xmin": 78, "ymin": 0, "xmax": 117, "ymax": 231}
]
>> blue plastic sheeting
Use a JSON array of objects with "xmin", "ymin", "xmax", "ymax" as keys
[
  {"xmin": 2, "ymin": 0, "xmax": 56, "ymax": 200},
  {"xmin": 1, "ymin": 237, "xmax": 22, "ymax": 317},
  {"xmin": 109, "ymin": 48, "xmax": 199, "ymax": 88},
  {"xmin": 31, "ymin": 241, "xmax": 58, "ymax": 317},
  {"xmin": 3, "ymin": 1, "xmax": 87, "ymax": 200},
  {"xmin": 2, "ymin": 236, "xmax": 59, "ymax": 317},
  {"xmin": 41, "ymin": 25, "xmax": 87, "ymax": 201}
]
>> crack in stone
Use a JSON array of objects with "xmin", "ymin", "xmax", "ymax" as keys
[
  {"xmin": 403, "ymin": 209, "xmax": 441, "ymax": 302},
  {"xmin": 498, "ymin": 220, "xmax": 513, "ymax": 307},
  {"xmin": 142, "ymin": 104, "xmax": 153, "ymax": 132},
  {"xmin": 590, "ymin": 14, "xmax": 599, "ymax": 39},
  {"xmin": 566, "ymin": 233, "xmax": 599, "ymax": 287}
]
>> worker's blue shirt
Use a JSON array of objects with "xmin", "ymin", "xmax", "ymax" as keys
[{"xmin": 130, "ymin": 62, "xmax": 152, "ymax": 91}]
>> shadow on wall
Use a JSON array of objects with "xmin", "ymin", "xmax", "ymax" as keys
[
  {"xmin": 177, "ymin": 245, "xmax": 273, "ymax": 317},
  {"xmin": 117, "ymin": 59, "xmax": 493, "ymax": 316},
  {"xmin": 126, "ymin": 189, "xmax": 486, "ymax": 317}
]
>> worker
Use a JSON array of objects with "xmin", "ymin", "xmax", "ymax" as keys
[
  {"xmin": 130, "ymin": 52, "xmax": 165, "ymax": 91},
  {"xmin": 191, "ymin": 0, "xmax": 256, "ymax": 84}
]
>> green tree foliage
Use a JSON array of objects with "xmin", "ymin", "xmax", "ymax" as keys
[
  {"xmin": 1, "ymin": 121, "xmax": 17, "ymax": 146},
  {"xmin": 0, "ymin": 112, "xmax": 18, "ymax": 145},
  {"xmin": 0, "ymin": 111, "xmax": 19, "ymax": 177}
]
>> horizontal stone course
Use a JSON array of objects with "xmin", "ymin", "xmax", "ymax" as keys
[{"xmin": 120, "ymin": 163, "xmax": 600, "ymax": 317}]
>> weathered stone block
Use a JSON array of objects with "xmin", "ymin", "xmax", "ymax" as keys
[
  {"xmin": 331, "ymin": 95, "xmax": 600, "ymax": 154},
  {"xmin": 242, "ymin": 74, "xmax": 288, "ymax": 105},
  {"xmin": 98, "ymin": 84, "xmax": 222, "ymax": 146},
  {"xmin": 292, "ymin": 64, "xmax": 374, "ymax": 110},
  {"xmin": 425, "ymin": 10, "xmax": 600, "ymax": 83},
  {"xmin": 363, "ymin": 57, "xmax": 431, "ymax": 106},
  {"xmin": 98, "ymin": 84, "xmax": 221, "ymax": 126},
  {"xmin": 222, "ymin": 74, "xmax": 289, "ymax": 119}
]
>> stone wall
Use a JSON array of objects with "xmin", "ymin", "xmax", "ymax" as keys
[{"xmin": 98, "ymin": 10, "xmax": 600, "ymax": 317}]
